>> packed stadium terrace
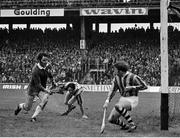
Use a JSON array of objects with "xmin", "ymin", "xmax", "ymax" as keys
[
  {"xmin": 2, "ymin": 0, "xmax": 180, "ymax": 9},
  {"xmin": 0, "ymin": 26, "xmax": 180, "ymax": 86},
  {"xmin": 1, "ymin": 0, "xmax": 180, "ymax": 9},
  {"xmin": 0, "ymin": 0, "xmax": 153, "ymax": 8}
]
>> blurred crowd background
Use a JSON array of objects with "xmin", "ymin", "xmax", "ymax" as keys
[
  {"xmin": 0, "ymin": 25, "xmax": 180, "ymax": 86},
  {"xmin": 0, "ymin": 0, "xmax": 164, "ymax": 9}
]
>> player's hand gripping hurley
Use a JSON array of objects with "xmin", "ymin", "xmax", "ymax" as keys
[{"xmin": 100, "ymin": 107, "xmax": 107, "ymax": 134}]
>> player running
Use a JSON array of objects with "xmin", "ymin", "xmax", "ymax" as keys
[
  {"xmin": 14, "ymin": 52, "xmax": 57, "ymax": 122},
  {"xmin": 60, "ymin": 82, "xmax": 88, "ymax": 119},
  {"xmin": 103, "ymin": 61, "xmax": 148, "ymax": 132}
]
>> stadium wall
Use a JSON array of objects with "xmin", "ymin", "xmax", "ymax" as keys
[{"xmin": 0, "ymin": 83, "xmax": 180, "ymax": 93}]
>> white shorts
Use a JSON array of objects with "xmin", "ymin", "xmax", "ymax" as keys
[{"xmin": 118, "ymin": 96, "xmax": 139, "ymax": 109}]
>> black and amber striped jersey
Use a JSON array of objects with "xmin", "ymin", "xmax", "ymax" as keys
[{"xmin": 111, "ymin": 71, "xmax": 147, "ymax": 97}]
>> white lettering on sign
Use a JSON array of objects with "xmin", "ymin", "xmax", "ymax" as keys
[
  {"xmin": 80, "ymin": 8, "xmax": 148, "ymax": 16},
  {"xmin": 1, "ymin": 9, "xmax": 64, "ymax": 17},
  {"xmin": 169, "ymin": 87, "xmax": 180, "ymax": 93},
  {"xmin": 24, "ymin": 85, "xmax": 28, "ymax": 90},
  {"xmin": 3, "ymin": 85, "xmax": 21, "ymax": 89},
  {"xmin": 14, "ymin": 9, "xmax": 50, "ymax": 16},
  {"xmin": 1, "ymin": 83, "xmax": 180, "ymax": 93},
  {"xmin": 81, "ymin": 85, "xmax": 111, "ymax": 92}
]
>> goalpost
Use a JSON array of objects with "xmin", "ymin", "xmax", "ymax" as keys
[{"xmin": 160, "ymin": 0, "xmax": 169, "ymax": 130}]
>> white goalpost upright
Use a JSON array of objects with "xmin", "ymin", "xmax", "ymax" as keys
[{"xmin": 160, "ymin": 0, "xmax": 169, "ymax": 130}]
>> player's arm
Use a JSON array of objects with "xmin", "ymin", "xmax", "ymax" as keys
[
  {"xmin": 68, "ymin": 83, "xmax": 84, "ymax": 105},
  {"xmin": 103, "ymin": 79, "xmax": 118, "ymax": 108},
  {"xmin": 74, "ymin": 87, "xmax": 84, "ymax": 97},
  {"xmin": 106, "ymin": 82, "xmax": 118, "ymax": 102},
  {"xmin": 68, "ymin": 94, "xmax": 77, "ymax": 105},
  {"xmin": 74, "ymin": 83, "xmax": 84, "ymax": 96},
  {"xmin": 126, "ymin": 75, "xmax": 148, "ymax": 92},
  {"xmin": 133, "ymin": 75, "xmax": 148, "ymax": 91}
]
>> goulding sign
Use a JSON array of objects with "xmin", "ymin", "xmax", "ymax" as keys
[{"xmin": 0, "ymin": 8, "xmax": 64, "ymax": 17}]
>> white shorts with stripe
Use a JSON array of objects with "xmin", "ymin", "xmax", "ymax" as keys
[{"xmin": 117, "ymin": 96, "xmax": 139, "ymax": 109}]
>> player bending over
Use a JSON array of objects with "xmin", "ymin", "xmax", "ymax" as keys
[
  {"xmin": 14, "ymin": 52, "xmax": 58, "ymax": 122},
  {"xmin": 103, "ymin": 61, "xmax": 148, "ymax": 132},
  {"xmin": 61, "ymin": 82, "xmax": 88, "ymax": 119}
]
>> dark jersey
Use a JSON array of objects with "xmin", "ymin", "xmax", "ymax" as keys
[
  {"xmin": 111, "ymin": 71, "xmax": 147, "ymax": 97},
  {"xmin": 27, "ymin": 64, "xmax": 53, "ymax": 96}
]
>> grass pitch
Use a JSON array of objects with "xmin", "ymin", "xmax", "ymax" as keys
[{"xmin": 0, "ymin": 90, "xmax": 180, "ymax": 137}]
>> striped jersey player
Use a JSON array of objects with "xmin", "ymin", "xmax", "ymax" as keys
[{"xmin": 103, "ymin": 61, "xmax": 148, "ymax": 132}]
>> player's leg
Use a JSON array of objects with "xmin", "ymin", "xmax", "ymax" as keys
[
  {"xmin": 126, "ymin": 96, "xmax": 139, "ymax": 132},
  {"xmin": 76, "ymin": 95, "xmax": 88, "ymax": 119},
  {"xmin": 114, "ymin": 97, "xmax": 137, "ymax": 132},
  {"xmin": 108, "ymin": 107, "xmax": 129, "ymax": 130},
  {"xmin": 68, "ymin": 88, "xmax": 84, "ymax": 105},
  {"xmin": 14, "ymin": 94, "xmax": 34, "ymax": 115},
  {"xmin": 64, "ymin": 91, "xmax": 72, "ymax": 105},
  {"xmin": 31, "ymin": 93, "xmax": 49, "ymax": 122},
  {"xmin": 61, "ymin": 92, "xmax": 76, "ymax": 116},
  {"xmin": 24, "ymin": 95, "xmax": 41, "ymax": 114}
]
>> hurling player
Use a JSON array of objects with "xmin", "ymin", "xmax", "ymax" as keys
[
  {"xmin": 61, "ymin": 82, "xmax": 88, "ymax": 119},
  {"xmin": 103, "ymin": 61, "xmax": 148, "ymax": 132},
  {"xmin": 14, "ymin": 52, "xmax": 56, "ymax": 122}
]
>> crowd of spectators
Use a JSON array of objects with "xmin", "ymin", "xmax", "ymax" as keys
[
  {"xmin": 0, "ymin": 0, "xmax": 163, "ymax": 9},
  {"xmin": 0, "ymin": 26, "xmax": 180, "ymax": 86},
  {"xmin": 0, "ymin": 27, "xmax": 86, "ymax": 83}
]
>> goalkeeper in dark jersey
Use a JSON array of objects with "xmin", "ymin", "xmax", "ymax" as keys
[{"xmin": 14, "ymin": 52, "xmax": 57, "ymax": 122}]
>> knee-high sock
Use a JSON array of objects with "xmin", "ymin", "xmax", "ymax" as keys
[
  {"xmin": 115, "ymin": 118, "xmax": 127, "ymax": 127},
  {"xmin": 31, "ymin": 105, "xmax": 42, "ymax": 119},
  {"xmin": 31, "ymin": 94, "xmax": 49, "ymax": 119},
  {"xmin": 115, "ymin": 106, "xmax": 134, "ymax": 125}
]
